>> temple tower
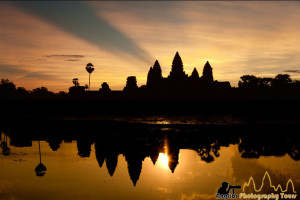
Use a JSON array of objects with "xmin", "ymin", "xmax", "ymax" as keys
[
  {"xmin": 147, "ymin": 60, "xmax": 163, "ymax": 87},
  {"xmin": 202, "ymin": 61, "xmax": 213, "ymax": 84},
  {"xmin": 168, "ymin": 52, "xmax": 187, "ymax": 81},
  {"xmin": 190, "ymin": 67, "xmax": 200, "ymax": 80}
]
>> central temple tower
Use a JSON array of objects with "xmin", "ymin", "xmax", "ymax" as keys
[{"xmin": 168, "ymin": 52, "xmax": 188, "ymax": 81}]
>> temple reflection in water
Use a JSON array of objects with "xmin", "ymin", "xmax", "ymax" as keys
[{"xmin": 1, "ymin": 121, "xmax": 299, "ymax": 187}]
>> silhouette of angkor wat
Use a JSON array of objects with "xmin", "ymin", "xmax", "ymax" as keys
[
  {"xmin": 66, "ymin": 51, "xmax": 300, "ymax": 102},
  {"xmin": 145, "ymin": 52, "xmax": 230, "ymax": 91},
  {"xmin": 69, "ymin": 52, "xmax": 231, "ymax": 98}
]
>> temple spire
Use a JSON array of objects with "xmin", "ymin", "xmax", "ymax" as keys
[
  {"xmin": 190, "ymin": 67, "xmax": 199, "ymax": 79},
  {"xmin": 202, "ymin": 61, "xmax": 213, "ymax": 84},
  {"xmin": 153, "ymin": 60, "xmax": 162, "ymax": 75},
  {"xmin": 147, "ymin": 60, "xmax": 163, "ymax": 88},
  {"xmin": 169, "ymin": 52, "xmax": 187, "ymax": 80}
]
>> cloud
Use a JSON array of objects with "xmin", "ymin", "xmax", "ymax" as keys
[
  {"xmin": 23, "ymin": 72, "xmax": 58, "ymax": 80},
  {"xmin": 12, "ymin": 1, "xmax": 153, "ymax": 64},
  {"xmin": 283, "ymin": 70, "xmax": 300, "ymax": 74},
  {"xmin": 0, "ymin": 64, "xmax": 28, "ymax": 75},
  {"xmin": 45, "ymin": 55, "xmax": 85, "ymax": 62},
  {"xmin": 66, "ymin": 59, "xmax": 80, "ymax": 62},
  {"xmin": 45, "ymin": 55, "xmax": 85, "ymax": 58}
]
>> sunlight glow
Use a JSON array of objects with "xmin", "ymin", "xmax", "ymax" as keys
[
  {"xmin": 156, "ymin": 139, "xmax": 170, "ymax": 169},
  {"xmin": 156, "ymin": 120, "xmax": 170, "ymax": 125},
  {"xmin": 157, "ymin": 153, "xmax": 169, "ymax": 169}
]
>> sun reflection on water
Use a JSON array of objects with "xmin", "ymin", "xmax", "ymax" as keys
[
  {"xmin": 156, "ymin": 139, "xmax": 170, "ymax": 169},
  {"xmin": 157, "ymin": 153, "xmax": 169, "ymax": 169}
]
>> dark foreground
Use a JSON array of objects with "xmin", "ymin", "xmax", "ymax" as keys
[{"xmin": 2, "ymin": 99, "xmax": 300, "ymax": 116}]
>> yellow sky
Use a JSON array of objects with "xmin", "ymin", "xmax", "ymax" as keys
[{"xmin": 1, "ymin": 1, "xmax": 300, "ymax": 92}]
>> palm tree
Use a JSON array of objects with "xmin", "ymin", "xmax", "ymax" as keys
[{"xmin": 86, "ymin": 63, "xmax": 95, "ymax": 90}]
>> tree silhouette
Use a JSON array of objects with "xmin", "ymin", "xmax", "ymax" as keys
[
  {"xmin": 86, "ymin": 63, "xmax": 95, "ymax": 91},
  {"xmin": 16, "ymin": 87, "xmax": 29, "ymax": 97},
  {"xmin": 0, "ymin": 79, "xmax": 16, "ymax": 98},
  {"xmin": 272, "ymin": 74, "xmax": 292, "ymax": 87},
  {"xmin": 100, "ymin": 82, "xmax": 111, "ymax": 93},
  {"xmin": 72, "ymin": 78, "xmax": 79, "ymax": 86},
  {"xmin": 238, "ymin": 74, "xmax": 293, "ymax": 89},
  {"xmin": 31, "ymin": 87, "xmax": 54, "ymax": 97},
  {"xmin": 258, "ymin": 77, "xmax": 273, "ymax": 88},
  {"xmin": 238, "ymin": 75, "xmax": 259, "ymax": 89},
  {"xmin": 30, "ymin": 87, "xmax": 54, "ymax": 99}
]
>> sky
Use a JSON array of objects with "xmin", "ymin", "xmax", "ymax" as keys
[{"xmin": 1, "ymin": 1, "xmax": 300, "ymax": 92}]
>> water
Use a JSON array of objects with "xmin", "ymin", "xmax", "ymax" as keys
[{"xmin": 0, "ymin": 130, "xmax": 299, "ymax": 200}]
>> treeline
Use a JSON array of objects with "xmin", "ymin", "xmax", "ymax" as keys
[
  {"xmin": 238, "ymin": 74, "xmax": 300, "ymax": 89},
  {"xmin": 0, "ymin": 78, "xmax": 67, "ymax": 100}
]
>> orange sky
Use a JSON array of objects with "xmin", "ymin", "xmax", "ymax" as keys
[{"xmin": 1, "ymin": 1, "xmax": 300, "ymax": 92}]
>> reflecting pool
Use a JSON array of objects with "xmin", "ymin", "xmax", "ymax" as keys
[{"xmin": 0, "ymin": 126, "xmax": 299, "ymax": 200}]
